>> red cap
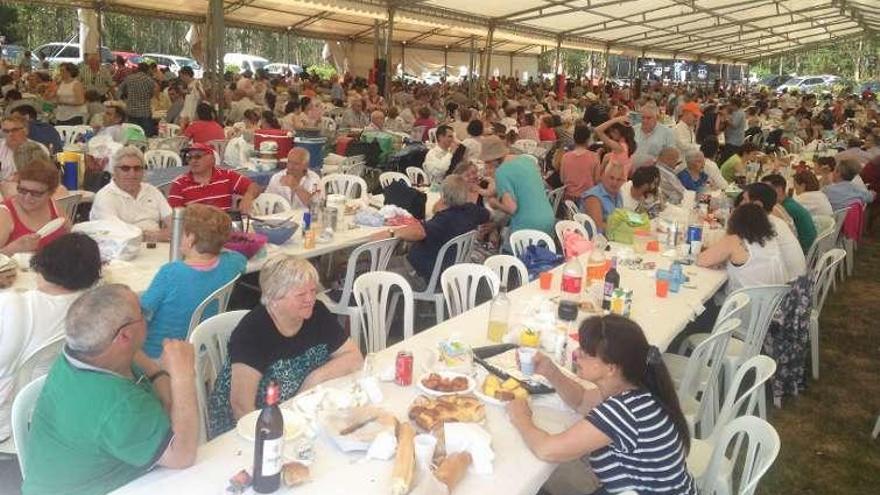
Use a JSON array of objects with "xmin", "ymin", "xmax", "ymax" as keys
[{"xmin": 182, "ymin": 142, "xmax": 214, "ymax": 154}]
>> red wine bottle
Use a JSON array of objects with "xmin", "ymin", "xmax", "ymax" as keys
[
  {"xmin": 602, "ymin": 257, "xmax": 620, "ymax": 311},
  {"xmin": 253, "ymin": 381, "xmax": 284, "ymax": 493}
]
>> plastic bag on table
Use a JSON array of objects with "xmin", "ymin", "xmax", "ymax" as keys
[{"xmin": 72, "ymin": 220, "xmax": 142, "ymax": 262}]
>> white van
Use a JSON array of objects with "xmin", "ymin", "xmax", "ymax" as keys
[
  {"xmin": 224, "ymin": 53, "xmax": 269, "ymax": 74},
  {"xmin": 33, "ymin": 43, "xmax": 113, "ymax": 65}
]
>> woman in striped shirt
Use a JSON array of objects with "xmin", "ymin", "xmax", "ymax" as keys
[{"xmin": 507, "ymin": 315, "xmax": 695, "ymax": 494}]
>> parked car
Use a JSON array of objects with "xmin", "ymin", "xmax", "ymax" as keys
[
  {"xmin": 759, "ymin": 74, "xmax": 791, "ymax": 89},
  {"xmin": 111, "ymin": 51, "xmax": 141, "ymax": 69},
  {"xmin": 776, "ymin": 75, "xmax": 839, "ymax": 94},
  {"xmin": 857, "ymin": 80, "xmax": 880, "ymax": 97},
  {"xmin": 141, "ymin": 53, "xmax": 203, "ymax": 78},
  {"xmin": 264, "ymin": 63, "xmax": 302, "ymax": 76},
  {"xmin": 33, "ymin": 42, "xmax": 113, "ymax": 65},
  {"xmin": 224, "ymin": 53, "xmax": 269, "ymax": 74}
]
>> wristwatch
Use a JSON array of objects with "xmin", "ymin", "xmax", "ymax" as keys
[{"xmin": 389, "ymin": 229, "xmax": 396, "ymax": 238}]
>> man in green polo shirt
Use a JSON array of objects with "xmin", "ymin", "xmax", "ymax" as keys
[
  {"xmin": 763, "ymin": 173, "xmax": 818, "ymax": 253},
  {"xmin": 22, "ymin": 284, "xmax": 199, "ymax": 495}
]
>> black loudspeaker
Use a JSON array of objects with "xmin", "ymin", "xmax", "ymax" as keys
[{"xmin": 375, "ymin": 58, "xmax": 387, "ymax": 95}]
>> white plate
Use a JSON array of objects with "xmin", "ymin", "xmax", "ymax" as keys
[
  {"xmin": 416, "ymin": 371, "xmax": 476, "ymax": 397},
  {"xmin": 36, "ymin": 218, "xmax": 66, "ymax": 238},
  {"xmin": 236, "ymin": 407, "xmax": 307, "ymax": 442}
]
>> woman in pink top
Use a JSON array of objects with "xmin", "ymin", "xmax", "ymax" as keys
[
  {"xmin": 595, "ymin": 115, "xmax": 637, "ymax": 178},
  {"xmin": 560, "ymin": 124, "xmax": 600, "ymax": 201}
]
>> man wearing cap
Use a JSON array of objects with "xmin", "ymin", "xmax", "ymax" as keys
[
  {"xmin": 674, "ymin": 101, "xmax": 701, "ymax": 154},
  {"xmin": 167, "ymin": 143, "xmax": 260, "ymax": 213}
]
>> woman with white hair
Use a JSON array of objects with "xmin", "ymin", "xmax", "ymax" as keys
[{"xmin": 207, "ymin": 255, "xmax": 362, "ymax": 438}]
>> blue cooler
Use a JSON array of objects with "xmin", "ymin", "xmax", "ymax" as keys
[
  {"xmin": 294, "ymin": 137, "xmax": 326, "ymax": 171},
  {"xmin": 62, "ymin": 161, "xmax": 78, "ymax": 190}
]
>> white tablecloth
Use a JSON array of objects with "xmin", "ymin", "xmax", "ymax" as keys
[{"xmin": 112, "ymin": 245, "xmax": 726, "ymax": 495}]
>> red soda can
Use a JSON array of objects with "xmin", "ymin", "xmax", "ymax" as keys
[{"xmin": 395, "ymin": 351, "xmax": 413, "ymax": 386}]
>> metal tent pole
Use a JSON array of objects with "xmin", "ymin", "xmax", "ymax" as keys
[
  {"xmin": 468, "ymin": 36, "xmax": 476, "ymax": 100},
  {"xmin": 207, "ymin": 0, "xmax": 225, "ymax": 121},
  {"xmin": 384, "ymin": 6, "xmax": 395, "ymax": 100},
  {"xmin": 483, "ymin": 22, "xmax": 495, "ymax": 82}
]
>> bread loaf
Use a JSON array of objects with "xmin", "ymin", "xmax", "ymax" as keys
[
  {"xmin": 391, "ymin": 422, "xmax": 416, "ymax": 495},
  {"xmin": 434, "ymin": 452, "xmax": 472, "ymax": 492}
]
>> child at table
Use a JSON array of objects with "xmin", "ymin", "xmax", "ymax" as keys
[{"xmin": 507, "ymin": 315, "xmax": 695, "ymax": 494}]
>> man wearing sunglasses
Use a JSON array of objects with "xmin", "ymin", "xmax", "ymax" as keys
[
  {"xmin": 91, "ymin": 146, "xmax": 172, "ymax": 241},
  {"xmin": 167, "ymin": 142, "xmax": 260, "ymax": 214},
  {"xmin": 21, "ymin": 284, "xmax": 199, "ymax": 494},
  {"xmin": 0, "ymin": 114, "xmax": 39, "ymax": 185}
]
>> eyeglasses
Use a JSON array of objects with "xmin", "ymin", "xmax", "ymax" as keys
[
  {"xmin": 186, "ymin": 152, "xmax": 207, "ymax": 161},
  {"xmin": 116, "ymin": 165, "xmax": 144, "ymax": 173},
  {"xmin": 110, "ymin": 315, "xmax": 146, "ymax": 343},
  {"xmin": 1, "ymin": 126, "xmax": 24, "ymax": 135},
  {"xmin": 17, "ymin": 185, "xmax": 49, "ymax": 198}
]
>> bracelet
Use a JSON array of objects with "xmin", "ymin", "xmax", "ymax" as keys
[{"xmin": 148, "ymin": 370, "xmax": 170, "ymax": 383}]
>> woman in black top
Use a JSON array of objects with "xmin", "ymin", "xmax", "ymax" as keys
[{"xmin": 208, "ymin": 255, "xmax": 363, "ymax": 438}]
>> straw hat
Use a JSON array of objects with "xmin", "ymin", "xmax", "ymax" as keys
[{"xmin": 480, "ymin": 136, "xmax": 509, "ymax": 162}]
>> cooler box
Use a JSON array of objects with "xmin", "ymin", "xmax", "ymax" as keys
[
  {"xmin": 295, "ymin": 137, "xmax": 327, "ymax": 171},
  {"xmin": 254, "ymin": 130, "xmax": 294, "ymax": 160},
  {"xmin": 336, "ymin": 135, "xmax": 354, "ymax": 155}
]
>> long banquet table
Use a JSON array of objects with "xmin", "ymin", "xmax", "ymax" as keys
[{"xmin": 112, "ymin": 245, "xmax": 727, "ymax": 495}]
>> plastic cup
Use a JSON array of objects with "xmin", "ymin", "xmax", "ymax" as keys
[
  {"xmin": 414, "ymin": 434, "xmax": 438, "ymax": 468},
  {"xmin": 656, "ymin": 278, "xmax": 669, "ymax": 298},
  {"xmin": 517, "ymin": 347, "xmax": 537, "ymax": 376},
  {"xmin": 539, "ymin": 271, "xmax": 553, "ymax": 290}
]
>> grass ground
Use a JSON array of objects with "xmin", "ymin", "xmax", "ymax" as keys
[{"xmin": 757, "ymin": 233, "xmax": 880, "ymax": 494}]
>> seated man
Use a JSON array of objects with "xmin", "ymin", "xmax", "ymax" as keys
[
  {"xmin": 90, "ymin": 146, "xmax": 172, "ymax": 241},
  {"xmin": 22, "ymin": 284, "xmax": 198, "ymax": 495},
  {"xmin": 823, "ymin": 158, "xmax": 876, "ymax": 211},
  {"xmin": 364, "ymin": 110, "xmax": 385, "ymax": 132},
  {"xmin": 422, "ymin": 124, "xmax": 456, "ymax": 181},
  {"xmin": 762, "ymin": 173, "xmax": 817, "ymax": 253},
  {"xmin": 386, "ymin": 175, "xmax": 489, "ymax": 290},
  {"xmin": 9, "ymin": 105, "xmax": 62, "ymax": 154},
  {"xmin": 582, "ymin": 161, "xmax": 626, "ymax": 233},
  {"xmin": 168, "ymin": 142, "xmax": 260, "ymax": 213},
  {"xmin": 92, "ymin": 104, "xmax": 127, "ymax": 143},
  {"xmin": 655, "ymin": 146, "xmax": 686, "ymax": 205}
]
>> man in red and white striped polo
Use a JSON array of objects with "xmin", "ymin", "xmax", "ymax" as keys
[{"xmin": 168, "ymin": 143, "xmax": 260, "ymax": 213}]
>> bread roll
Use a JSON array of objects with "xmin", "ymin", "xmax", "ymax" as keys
[
  {"xmin": 282, "ymin": 461, "xmax": 310, "ymax": 486},
  {"xmin": 391, "ymin": 422, "xmax": 416, "ymax": 495},
  {"xmin": 434, "ymin": 452, "xmax": 472, "ymax": 492}
]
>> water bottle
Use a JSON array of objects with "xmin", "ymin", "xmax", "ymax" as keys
[
  {"xmin": 169, "ymin": 207, "xmax": 185, "ymax": 261},
  {"xmin": 486, "ymin": 283, "xmax": 510, "ymax": 343},
  {"xmin": 669, "ymin": 262, "xmax": 683, "ymax": 293}
]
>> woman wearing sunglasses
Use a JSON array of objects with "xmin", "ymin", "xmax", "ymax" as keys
[
  {"xmin": 507, "ymin": 315, "xmax": 695, "ymax": 494},
  {"xmin": 0, "ymin": 159, "xmax": 68, "ymax": 255}
]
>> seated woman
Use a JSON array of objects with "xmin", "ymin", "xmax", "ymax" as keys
[
  {"xmin": 677, "ymin": 150, "xmax": 710, "ymax": 192},
  {"xmin": 182, "ymin": 102, "xmax": 225, "ymax": 144},
  {"xmin": 0, "ymin": 160, "xmax": 68, "ymax": 255},
  {"xmin": 560, "ymin": 124, "xmax": 600, "ymax": 202},
  {"xmin": 620, "ymin": 165, "xmax": 662, "ymax": 217},
  {"xmin": 413, "ymin": 106, "xmax": 437, "ymax": 142},
  {"xmin": 140, "ymin": 203, "xmax": 246, "ymax": 359},
  {"xmin": 208, "ymin": 255, "xmax": 362, "ymax": 437},
  {"xmin": 0, "ymin": 232, "xmax": 101, "ymax": 442},
  {"xmin": 507, "ymin": 315, "xmax": 695, "ymax": 494},
  {"xmin": 582, "ymin": 162, "xmax": 627, "ymax": 234}
]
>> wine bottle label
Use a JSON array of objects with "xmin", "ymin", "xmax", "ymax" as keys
[
  {"xmin": 260, "ymin": 437, "xmax": 283, "ymax": 476},
  {"xmin": 604, "ymin": 281, "xmax": 615, "ymax": 297}
]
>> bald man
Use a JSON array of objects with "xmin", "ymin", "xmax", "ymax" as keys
[
  {"xmin": 365, "ymin": 110, "xmax": 385, "ymax": 131},
  {"xmin": 265, "ymin": 147, "xmax": 323, "ymax": 209}
]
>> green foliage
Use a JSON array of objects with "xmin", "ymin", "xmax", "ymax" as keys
[
  {"xmin": 307, "ymin": 62, "xmax": 336, "ymax": 80},
  {"xmin": 224, "ymin": 63, "xmax": 241, "ymax": 74}
]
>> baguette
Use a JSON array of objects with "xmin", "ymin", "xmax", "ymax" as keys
[
  {"xmin": 391, "ymin": 422, "xmax": 416, "ymax": 495},
  {"xmin": 433, "ymin": 452, "xmax": 472, "ymax": 492}
]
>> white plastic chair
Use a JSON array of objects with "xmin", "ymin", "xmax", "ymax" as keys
[
  {"xmin": 514, "ymin": 139, "xmax": 538, "ymax": 154},
  {"xmin": 320, "ymin": 238, "xmax": 399, "ymax": 348},
  {"xmin": 410, "ymin": 125, "xmax": 427, "ymax": 142},
  {"xmin": 55, "ymin": 125, "xmax": 90, "ymax": 148},
  {"xmin": 185, "ymin": 275, "xmax": 240, "ymax": 340},
  {"xmin": 11, "ymin": 375, "xmax": 47, "ymax": 478},
  {"xmin": 412, "ymin": 230, "xmax": 477, "ymax": 325},
  {"xmin": 405, "ymin": 167, "xmax": 429, "ymax": 186},
  {"xmin": 159, "ymin": 123, "xmax": 182, "ymax": 138},
  {"xmin": 805, "ymin": 214, "xmax": 835, "ymax": 273},
  {"xmin": 510, "ymin": 229, "xmax": 557, "ymax": 258},
  {"xmin": 697, "ymin": 416, "xmax": 780, "ymax": 495},
  {"xmin": 484, "ymin": 254, "xmax": 529, "ymax": 290},
  {"xmin": 321, "ymin": 116, "xmax": 337, "ymax": 133},
  {"xmin": 427, "ymin": 127, "xmax": 438, "ymax": 145},
  {"xmin": 353, "ymin": 271, "xmax": 414, "ymax": 353},
  {"xmin": 250, "ymin": 193, "xmax": 292, "ymax": 216},
  {"xmin": 808, "ymin": 248, "xmax": 846, "ymax": 380},
  {"xmin": 830, "ymin": 207, "xmax": 848, "ymax": 288},
  {"xmin": 54, "ymin": 193, "xmax": 81, "ymax": 225},
  {"xmin": 379, "ymin": 171, "xmax": 411, "ymax": 189},
  {"xmin": 441, "ymin": 263, "xmax": 500, "ymax": 318},
  {"xmin": 839, "ymin": 202, "xmax": 865, "ymax": 278},
  {"xmin": 189, "ymin": 310, "xmax": 248, "ymax": 444},
  {"xmin": 564, "ymin": 199, "xmax": 579, "ymax": 220},
  {"xmin": 554, "ymin": 220, "xmax": 589, "ymax": 248},
  {"xmin": 573, "ymin": 213, "xmax": 598, "ymax": 240},
  {"xmin": 144, "ymin": 149, "xmax": 183, "ymax": 170},
  {"xmin": 322, "ymin": 173, "xmax": 369, "ymax": 201},
  {"xmin": 547, "ymin": 185, "xmax": 565, "ymax": 217}
]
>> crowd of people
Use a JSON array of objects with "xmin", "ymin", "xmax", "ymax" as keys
[{"xmin": 1, "ymin": 45, "xmax": 879, "ymax": 495}]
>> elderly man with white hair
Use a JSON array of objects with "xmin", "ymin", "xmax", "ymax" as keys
[
  {"xmin": 21, "ymin": 284, "xmax": 199, "ymax": 494},
  {"xmin": 265, "ymin": 147, "xmax": 323, "ymax": 210},
  {"xmin": 656, "ymin": 146, "xmax": 687, "ymax": 205},
  {"xmin": 365, "ymin": 109, "xmax": 385, "ymax": 131},
  {"xmin": 633, "ymin": 103, "xmax": 675, "ymax": 160},
  {"xmin": 90, "ymin": 145, "xmax": 172, "ymax": 241}
]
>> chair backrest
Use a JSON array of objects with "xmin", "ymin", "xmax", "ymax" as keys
[
  {"xmin": 573, "ymin": 213, "xmax": 598, "ymax": 240},
  {"xmin": 831, "ymin": 208, "xmax": 848, "ymax": 245},
  {"xmin": 379, "ymin": 171, "xmax": 411, "ymax": 189},
  {"xmin": 736, "ymin": 285, "xmax": 790, "ymax": 359},
  {"xmin": 701, "ymin": 355, "xmax": 777, "ymax": 442},
  {"xmin": 484, "ymin": 254, "xmax": 529, "ymax": 290},
  {"xmin": 564, "ymin": 199, "xmax": 579, "ymax": 220},
  {"xmin": 144, "ymin": 149, "xmax": 183, "ymax": 170},
  {"xmin": 547, "ymin": 185, "xmax": 565, "ymax": 217},
  {"xmin": 160, "ymin": 123, "xmax": 182, "ymax": 138},
  {"xmin": 251, "ymin": 192, "xmax": 292, "ymax": 216},
  {"xmin": 441, "ymin": 263, "xmax": 500, "ymax": 318},
  {"xmin": 811, "ymin": 248, "xmax": 846, "ymax": 313},
  {"xmin": 353, "ymin": 271, "xmax": 414, "ymax": 353},
  {"xmin": 405, "ymin": 167, "xmax": 429, "ymax": 186},
  {"xmin": 715, "ymin": 290, "xmax": 751, "ymax": 329},
  {"xmin": 699, "ymin": 416, "xmax": 780, "ymax": 495},
  {"xmin": 510, "ymin": 229, "xmax": 557, "ymax": 258},
  {"xmin": 186, "ymin": 275, "xmax": 240, "ymax": 340},
  {"xmin": 679, "ymin": 318, "xmax": 738, "ymax": 430},
  {"xmin": 14, "ymin": 337, "xmax": 64, "ymax": 394},
  {"xmin": 427, "ymin": 127, "xmax": 438, "ymax": 144},
  {"xmin": 321, "ymin": 116, "xmax": 337, "ymax": 133},
  {"xmin": 410, "ymin": 125, "xmax": 427, "ymax": 142},
  {"xmin": 189, "ymin": 310, "xmax": 248, "ymax": 444},
  {"xmin": 806, "ymin": 215, "xmax": 836, "ymax": 272},
  {"xmin": 322, "ymin": 173, "xmax": 369, "ymax": 200},
  {"xmin": 515, "ymin": 139, "xmax": 538, "ymax": 153},
  {"xmin": 418, "ymin": 230, "xmax": 477, "ymax": 295},
  {"xmin": 54, "ymin": 193, "xmax": 81, "ymax": 225},
  {"xmin": 334, "ymin": 238, "xmax": 400, "ymax": 315},
  {"xmin": 11, "ymin": 375, "xmax": 47, "ymax": 478},
  {"xmin": 157, "ymin": 181, "xmax": 172, "ymax": 198},
  {"xmin": 55, "ymin": 125, "xmax": 89, "ymax": 147},
  {"xmin": 554, "ymin": 220, "xmax": 589, "ymax": 248}
]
